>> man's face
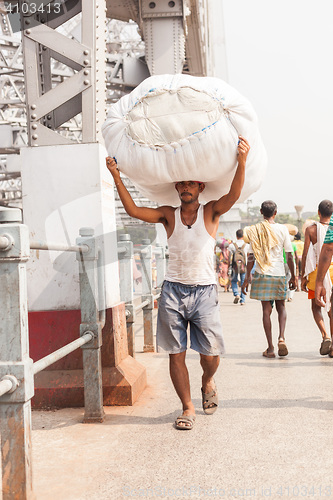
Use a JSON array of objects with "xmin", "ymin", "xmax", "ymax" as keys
[{"xmin": 175, "ymin": 181, "xmax": 204, "ymax": 203}]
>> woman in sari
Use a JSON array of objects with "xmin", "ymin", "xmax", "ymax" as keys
[{"xmin": 217, "ymin": 239, "xmax": 231, "ymax": 291}]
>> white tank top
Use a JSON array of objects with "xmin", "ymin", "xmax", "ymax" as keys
[{"xmin": 165, "ymin": 204, "xmax": 217, "ymax": 285}]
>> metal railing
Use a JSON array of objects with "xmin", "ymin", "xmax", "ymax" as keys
[
  {"xmin": 0, "ymin": 213, "xmax": 167, "ymax": 499},
  {"xmin": 117, "ymin": 235, "xmax": 167, "ymax": 355},
  {"xmin": 0, "ymin": 209, "xmax": 105, "ymax": 499}
]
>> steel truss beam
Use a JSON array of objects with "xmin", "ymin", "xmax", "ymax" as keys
[
  {"xmin": 0, "ymin": 0, "xmax": 215, "ymax": 214},
  {"xmin": 21, "ymin": 0, "xmax": 106, "ymax": 146}
]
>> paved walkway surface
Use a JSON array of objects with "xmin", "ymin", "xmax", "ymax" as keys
[{"xmin": 31, "ymin": 290, "xmax": 333, "ymax": 500}]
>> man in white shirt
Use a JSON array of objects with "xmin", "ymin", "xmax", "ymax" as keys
[
  {"xmin": 228, "ymin": 229, "xmax": 249, "ymax": 305},
  {"xmin": 242, "ymin": 200, "xmax": 296, "ymax": 358}
]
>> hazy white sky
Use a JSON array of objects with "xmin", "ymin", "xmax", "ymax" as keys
[{"xmin": 222, "ymin": 0, "xmax": 333, "ymax": 214}]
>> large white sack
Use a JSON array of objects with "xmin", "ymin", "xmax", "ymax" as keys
[{"xmin": 102, "ymin": 74, "xmax": 267, "ymax": 206}]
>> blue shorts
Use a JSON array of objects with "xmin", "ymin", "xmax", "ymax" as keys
[{"xmin": 156, "ymin": 281, "xmax": 225, "ymax": 356}]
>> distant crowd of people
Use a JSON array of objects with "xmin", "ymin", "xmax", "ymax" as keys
[
  {"xmin": 215, "ymin": 229, "xmax": 249, "ymax": 304},
  {"xmin": 217, "ymin": 199, "xmax": 333, "ymax": 359}
]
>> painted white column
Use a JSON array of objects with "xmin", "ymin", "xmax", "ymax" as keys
[{"xmin": 21, "ymin": 142, "xmax": 120, "ymax": 311}]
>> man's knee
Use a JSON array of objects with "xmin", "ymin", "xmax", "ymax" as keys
[
  {"xmin": 311, "ymin": 299, "xmax": 321, "ymax": 314},
  {"xmin": 169, "ymin": 351, "xmax": 186, "ymax": 366},
  {"xmin": 262, "ymin": 301, "xmax": 272, "ymax": 315},
  {"xmin": 200, "ymin": 354, "xmax": 220, "ymax": 367},
  {"xmin": 275, "ymin": 300, "xmax": 286, "ymax": 312}
]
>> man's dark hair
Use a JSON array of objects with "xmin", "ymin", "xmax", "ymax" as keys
[
  {"xmin": 318, "ymin": 199, "xmax": 333, "ymax": 218},
  {"xmin": 236, "ymin": 229, "xmax": 243, "ymax": 239},
  {"xmin": 294, "ymin": 232, "xmax": 301, "ymax": 241},
  {"xmin": 261, "ymin": 200, "xmax": 277, "ymax": 218}
]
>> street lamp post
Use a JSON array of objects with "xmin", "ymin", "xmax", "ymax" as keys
[{"xmin": 294, "ymin": 205, "xmax": 304, "ymax": 233}]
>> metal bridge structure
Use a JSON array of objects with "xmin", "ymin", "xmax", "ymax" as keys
[{"xmin": 0, "ymin": 0, "xmax": 227, "ymax": 216}]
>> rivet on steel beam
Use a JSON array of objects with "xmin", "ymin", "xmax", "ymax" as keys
[
  {"xmin": 84, "ymin": 80, "xmax": 90, "ymax": 85},
  {"xmin": 31, "ymin": 113, "xmax": 37, "ymax": 119},
  {"xmin": 83, "ymin": 59, "xmax": 90, "ymax": 65},
  {"xmin": 31, "ymin": 124, "xmax": 37, "ymax": 130},
  {"xmin": 84, "ymin": 70, "xmax": 89, "ymax": 75},
  {"xmin": 25, "ymin": 19, "xmax": 30, "ymax": 25},
  {"xmin": 26, "ymin": 29, "xmax": 31, "ymax": 35},
  {"xmin": 47, "ymin": 115, "xmax": 52, "ymax": 120},
  {"xmin": 32, "ymin": 134, "xmax": 38, "ymax": 140},
  {"xmin": 31, "ymin": 104, "xmax": 36, "ymax": 110},
  {"xmin": 83, "ymin": 50, "xmax": 89, "ymax": 55}
]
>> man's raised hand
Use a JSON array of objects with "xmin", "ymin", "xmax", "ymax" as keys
[
  {"xmin": 237, "ymin": 136, "xmax": 250, "ymax": 163},
  {"xmin": 106, "ymin": 156, "xmax": 119, "ymax": 178}
]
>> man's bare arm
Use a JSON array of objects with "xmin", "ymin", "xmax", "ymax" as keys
[
  {"xmin": 210, "ymin": 137, "xmax": 250, "ymax": 218},
  {"xmin": 286, "ymin": 251, "xmax": 296, "ymax": 289},
  {"xmin": 315, "ymin": 242, "xmax": 333, "ymax": 306},
  {"xmin": 241, "ymin": 252, "xmax": 255, "ymax": 295},
  {"xmin": 106, "ymin": 157, "xmax": 168, "ymax": 224}
]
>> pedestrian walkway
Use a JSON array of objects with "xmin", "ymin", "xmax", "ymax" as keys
[{"xmin": 31, "ymin": 291, "xmax": 333, "ymax": 500}]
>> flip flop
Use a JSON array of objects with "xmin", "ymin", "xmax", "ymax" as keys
[
  {"xmin": 201, "ymin": 386, "xmax": 218, "ymax": 415},
  {"xmin": 278, "ymin": 340, "xmax": 288, "ymax": 357},
  {"xmin": 320, "ymin": 338, "xmax": 332, "ymax": 356},
  {"xmin": 262, "ymin": 349, "xmax": 275, "ymax": 358},
  {"xmin": 175, "ymin": 414, "xmax": 196, "ymax": 430}
]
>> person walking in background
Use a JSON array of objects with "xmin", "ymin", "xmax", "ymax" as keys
[
  {"xmin": 217, "ymin": 239, "xmax": 231, "ymax": 292},
  {"xmin": 241, "ymin": 200, "xmax": 296, "ymax": 358},
  {"xmin": 294, "ymin": 232, "xmax": 304, "ymax": 291},
  {"xmin": 229, "ymin": 229, "xmax": 249, "ymax": 305},
  {"xmin": 301, "ymin": 200, "xmax": 333, "ymax": 356}
]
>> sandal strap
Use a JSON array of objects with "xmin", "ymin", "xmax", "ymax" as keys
[
  {"xmin": 176, "ymin": 415, "xmax": 195, "ymax": 424},
  {"xmin": 201, "ymin": 388, "xmax": 218, "ymax": 408},
  {"xmin": 201, "ymin": 388, "xmax": 217, "ymax": 399}
]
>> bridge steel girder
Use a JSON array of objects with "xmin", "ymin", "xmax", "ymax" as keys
[
  {"xmin": 107, "ymin": 0, "xmax": 188, "ymax": 76},
  {"xmin": 105, "ymin": 0, "xmax": 140, "ymax": 24},
  {"xmin": 22, "ymin": 0, "xmax": 106, "ymax": 147},
  {"xmin": 139, "ymin": 0, "xmax": 186, "ymax": 75}
]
